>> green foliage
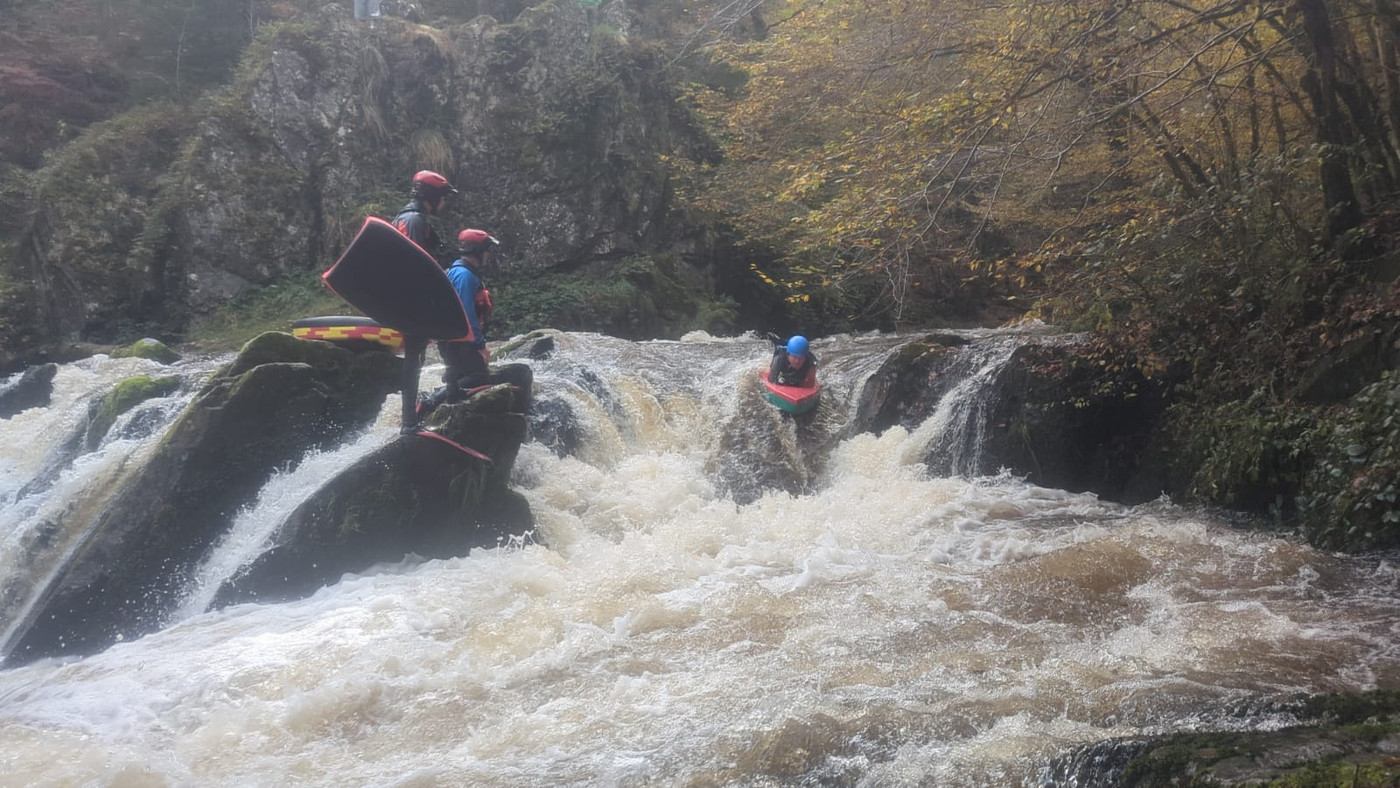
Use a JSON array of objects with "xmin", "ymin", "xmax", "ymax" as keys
[
  {"xmin": 185, "ymin": 271, "xmax": 345, "ymax": 353},
  {"xmin": 1166, "ymin": 392, "xmax": 1316, "ymax": 517},
  {"xmin": 494, "ymin": 256, "xmax": 736, "ymax": 339},
  {"xmin": 1297, "ymin": 372, "xmax": 1400, "ymax": 550}
]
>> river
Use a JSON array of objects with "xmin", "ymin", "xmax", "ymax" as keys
[{"xmin": 0, "ymin": 329, "xmax": 1397, "ymax": 785}]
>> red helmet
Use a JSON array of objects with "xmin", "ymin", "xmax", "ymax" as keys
[
  {"xmin": 411, "ymin": 170, "xmax": 458, "ymax": 199},
  {"xmin": 457, "ymin": 228, "xmax": 500, "ymax": 253}
]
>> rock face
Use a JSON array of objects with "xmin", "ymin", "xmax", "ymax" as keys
[
  {"xmin": 8, "ymin": 0, "xmax": 704, "ymax": 363},
  {"xmin": 981, "ymin": 343, "xmax": 1171, "ymax": 504},
  {"xmin": 3, "ymin": 332, "xmax": 400, "ymax": 665}
]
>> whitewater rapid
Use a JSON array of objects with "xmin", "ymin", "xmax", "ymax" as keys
[{"xmin": 0, "ymin": 332, "xmax": 1397, "ymax": 786}]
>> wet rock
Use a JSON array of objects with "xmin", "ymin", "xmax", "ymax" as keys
[
  {"xmin": 980, "ymin": 343, "xmax": 1171, "ymax": 504},
  {"xmin": 1044, "ymin": 691, "xmax": 1400, "ymax": 787},
  {"xmin": 0, "ymin": 363, "xmax": 56, "ymax": 418},
  {"xmin": 211, "ymin": 382, "xmax": 533, "ymax": 608},
  {"xmin": 2, "ymin": 331, "xmax": 399, "ymax": 666}
]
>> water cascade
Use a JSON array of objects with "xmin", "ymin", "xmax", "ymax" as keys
[{"xmin": 0, "ymin": 330, "xmax": 1395, "ymax": 786}]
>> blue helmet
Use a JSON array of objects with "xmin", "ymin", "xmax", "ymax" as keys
[{"xmin": 786, "ymin": 335, "xmax": 809, "ymax": 357}]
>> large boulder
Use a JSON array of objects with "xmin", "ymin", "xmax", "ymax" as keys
[
  {"xmin": 849, "ymin": 333, "xmax": 1170, "ymax": 503},
  {"xmin": 2, "ymin": 331, "xmax": 399, "ymax": 666},
  {"xmin": 981, "ymin": 342, "xmax": 1171, "ymax": 503},
  {"xmin": 211, "ymin": 382, "xmax": 533, "ymax": 608}
]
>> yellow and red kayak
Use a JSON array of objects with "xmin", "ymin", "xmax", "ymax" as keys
[
  {"xmin": 291, "ymin": 316, "xmax": 405, "ymax": 353},
  {"xmin": 760, "ymin": 370, "xmax": 821, "ymax": 415}
]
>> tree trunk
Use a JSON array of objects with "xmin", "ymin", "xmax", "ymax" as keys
[{"xmin": 1293, "ymin": 0, "xmax": 1365, "ymax": 244}]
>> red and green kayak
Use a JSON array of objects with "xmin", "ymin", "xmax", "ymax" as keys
[{"xmin": 760, "ymin": 370, "xmax": 821, "ymax": 415}]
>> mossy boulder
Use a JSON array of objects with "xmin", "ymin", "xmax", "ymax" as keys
[
  {"xmin": 110, "ymin": 337, "xmax": 180, "ymax": 364},
  {"xmin": 83, "ymin": 374, "xmax": 183, "ymax": 450},
  {"xmin": 3, "ymin": 331, "xmax": 400, "ymax": 666},
  {"xmin": 211, "ymin": 380, "xmax": 533, "ymax": 608},
  {"xmin": 1046, "ymin": 691, "xmax": 1400, "ymax": 787}
]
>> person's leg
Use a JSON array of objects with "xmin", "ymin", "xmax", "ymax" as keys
[
  {"xmin": 399, "ymin": 334, "xmax": 428, "ymax": 433},
  {"xmin": 433, "ymin": 341, "xmax": 478, "ymax": 408},
  {"xmin": 453, "ymin": 346, "xmax": 492, "ymax": 391}
]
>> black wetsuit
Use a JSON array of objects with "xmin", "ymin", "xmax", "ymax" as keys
[
  {"xmin": 769, "ymin": 349, "xmax": 818, "ymax": 387},
  {"xmin": 391, "ymin": 200, "xmax": 442, "ymax": 431}
]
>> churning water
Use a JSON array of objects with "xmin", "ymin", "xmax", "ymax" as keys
[{"xmin": 0, "ymin": 330, "xmax": 1397, "ymax": 786}]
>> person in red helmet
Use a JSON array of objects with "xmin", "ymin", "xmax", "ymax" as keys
[
  {"xmin": 392, "ymin": 170, "xmax": 458, "ymax": 264},
  {"xmin": 392, "ymin": 169, "xmax": 458, "ymax": 434},
  {"xmin": 440, "ymin": 228, "xmax": 499, "ymax": 393},
  {"xmin": 418, "ymin": 228, "xmax": 533, "ymax": 416}
]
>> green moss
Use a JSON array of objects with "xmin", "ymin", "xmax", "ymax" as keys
[
  {"xmin": 111, "ymin": 338, "xmax": 180, "ymax": 364},
  {"xmin": 24, "ymin": 102, "xmax": 193, "ymax": 345},
  {"xmin": 87, "ymin": 375, "xmax": 182, "ymax": 450},
  {"xmin": 1116, "ymin": 692, "xmax": 1400, "ymax": 787}
]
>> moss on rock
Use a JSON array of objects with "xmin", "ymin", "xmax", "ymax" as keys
[
  {"xmin": 85, "ymin": 374, "xmax": 182, "ymax": 450},
  {"xmin": 111, "ymin": 337, "xmax": 180, "ymax": 364}
]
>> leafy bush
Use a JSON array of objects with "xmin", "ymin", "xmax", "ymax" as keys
[
  {"xmin": 1166, "ymin": 392, "xmax": 1315, "ymax": 518},
  {"xmin": 1298, "ymin": 371, "xmax": 1400, "ymax": 550}
]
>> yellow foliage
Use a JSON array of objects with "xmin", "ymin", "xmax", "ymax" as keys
[{"xmin": 682, "ymin": 0, "xmax": 1331, "ymax": 323}]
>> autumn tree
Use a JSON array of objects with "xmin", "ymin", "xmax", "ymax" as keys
[{"xmin": 686, "ymin": 0, "xmax": 1400, "ymax": 340}]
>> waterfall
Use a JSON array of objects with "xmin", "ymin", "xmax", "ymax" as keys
[
  {"xmin": 0, "ymin": 330, "xmax": 1395, "ymax": 787},
  {"xmin": 0, "ymin": 355, "xmax": 218, "ymax": 654},
  {"xmin": 906, "ymin": 333, "xmax": 1025, "ymax": 474}
]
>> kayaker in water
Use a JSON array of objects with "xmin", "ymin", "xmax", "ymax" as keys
[
  {"xmin": 392, "ymin": 169, "xmax": 458, "ymax": 434},
  {"xmin": 770, "ymin": 335, "xmax": 818, "ymax": 388}
]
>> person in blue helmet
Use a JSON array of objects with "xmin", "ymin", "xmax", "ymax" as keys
[{"xmin": 769, "ymin": 334, "xmax": 818, "ymax": 388}]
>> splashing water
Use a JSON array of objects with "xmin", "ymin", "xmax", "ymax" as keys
[{"xmin": 0, "ymin": 331, "xmax": 1396, "ymax": 786}]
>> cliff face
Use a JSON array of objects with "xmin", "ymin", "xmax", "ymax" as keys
[{"xmin": 2, "ymin": 0, "xmax": 706, "ymax": 367}]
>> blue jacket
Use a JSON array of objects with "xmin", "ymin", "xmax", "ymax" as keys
[{"xmin": 446, "ymin": 261, "xmax": 486, "ymax": 348}]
